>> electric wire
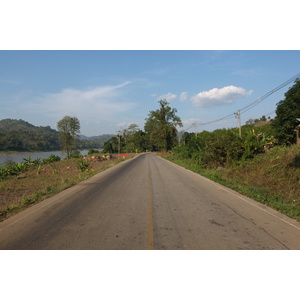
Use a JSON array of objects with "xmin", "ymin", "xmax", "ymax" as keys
[{"xmin": 182, "ymin": 73, "xmax": 300, "ymax": 131}]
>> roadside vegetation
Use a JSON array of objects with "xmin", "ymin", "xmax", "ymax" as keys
[{"xmin": 0, "ymin": 152, "xmax": 137, "ymax": 221}]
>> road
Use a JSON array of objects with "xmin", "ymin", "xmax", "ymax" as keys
[{"xmin": 1, "ymin": 153, "xmax": 300, "ymax": 250}]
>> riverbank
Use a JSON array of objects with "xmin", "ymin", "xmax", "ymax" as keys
[
  {"xmin": 0, "ymin": 151, "xmax": 41, "ymax": 155},
  {"xmin": 0, "ymin": 153, "xmax": 137, "ymax": 221},
  {"xmin": 0, "ymin": 150, "xmax": 93, "ymax": 166}
]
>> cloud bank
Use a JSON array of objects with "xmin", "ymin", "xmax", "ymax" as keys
[
  {"xmin": 30, "ymin": 81, "xmax": 133, "ymax": 117},
  {"xmin": 21, "ymin": 81, "xmax": 136, "ymax": 134},
  {"xmin": 191, "ymin": 86, "xmax": 253, "ymax": 107}
]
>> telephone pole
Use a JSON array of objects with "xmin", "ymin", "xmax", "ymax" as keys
[
  {"xmin": 192, "ymin": 122, "xmax": 198, "ymax": 136},
  {"xmin": 235, "ymin": 110, "xmax": 242, "ymax": 137},
  {"xmin": 116, "ymin": 130, "xmax": 121, "ymax": 159}
]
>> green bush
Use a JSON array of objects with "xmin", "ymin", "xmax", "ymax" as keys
[
  {"xmin": 42, "ymin": 154, "xmax": 61, "ymax": 164},
  {"xmin": 70, "ymin": 150, "xmax": 82, "ymax": 158},
  {"xmin": 77, "ymin": 160, "xmax": 91, "ymax": 172},
  {"xmin": 88, "ymin": 149, "xmax": 100, "ymax": 155}
]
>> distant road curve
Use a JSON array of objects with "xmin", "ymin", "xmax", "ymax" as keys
[{"xmin": 1, "ymin": 153, "xmax": 300, "ymax": 250}]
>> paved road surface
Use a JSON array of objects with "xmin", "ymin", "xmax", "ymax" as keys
[{"xmin": 1, "ymin": 153, "xmax": 300, "ymax": 249}]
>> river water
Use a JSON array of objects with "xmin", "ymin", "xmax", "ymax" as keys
[{"xmin": 0, "ymin": 150, "xmax": 90, "ymax": 166}]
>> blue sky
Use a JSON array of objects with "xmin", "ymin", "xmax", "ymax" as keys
[{"xmin": 1, "ymin": 50, "xmax": 299, "ymax": 136}]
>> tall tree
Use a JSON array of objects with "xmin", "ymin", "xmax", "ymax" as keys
[
  {"xmin": 57, "ymin": 116, "xmax": 80, "ymax": 158},
  {"xmin": 144, "ymin": 100, "xmax": 182, "ymax": 151},
  {"xmin": 272, "ymin": 79, "xmax": 300, "ymax": 145},
  {"xmin": 123, "ymin": 124, "xmax": 139, "ymax": 152}
]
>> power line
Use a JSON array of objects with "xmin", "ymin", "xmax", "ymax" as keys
[{"xmin": 183, "ymin": 73, "xmax": 300, "ymax": 131}]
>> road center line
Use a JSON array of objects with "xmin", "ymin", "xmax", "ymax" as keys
[{"xmin": 147, "ymin": 158, "xmax": 154, "ymax": 250}]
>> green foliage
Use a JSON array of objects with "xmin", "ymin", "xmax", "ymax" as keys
[
  {"xmin": 102, "ymin": 100, "xmax": 184, "ymax": 154},
  {"xmin": 57, "ymin": 116, "xmax": 81, "ymax": 159},
  {"xmin": 0, "ymin": 162, "xmax": 29, "ymax": 180},
  {"xmin": 70, "ymin": 150, "xmax": 83, "ymax": 158},
  {"xmin": 0, "ymin": 119, "xmax": 114, "ymax": 152},
  {"xmin": 77, "ymin": 160, "xmax": 91, "ymax": 172},
  {"xmin": 103, "ymin": 126, "xmax": 151, "ymax": 154},
  {"xmin": 131, "ymin": 130, "xmax": 150, "ymax": 152},
  {"xmin": 102, "ymin": 136, "xmax": 119, "ymax": 153},
  {"xmin": 272, "ymin": 79, "xmax": 300, "ymax": 145},
  {"xmin": 78, "ymin": 134, "xmax": 114, "ymax": 149},
  {"xmin": 144, "ymin": 100, "xmax": 182, "ymax": 151},
  {"xmin": 49, "ymin": 163, "xmax": 57, "ymax": 174},
  {"xmin": 88, "ymin": 149, "xmax": 100, "ymax": 155},
  {"xmin": 0, "ymin": 119, "xmax": 60, "ymax": 151},
  {"xmin": 42, "ymin": 154, "xmax": 61, "ymax": 164},
  {"xmin": 0, "ymin": 154, "xmax": 62, "ymax": 180},
  {"xmin": 173, "ymin": 123, "xmax": 276, "ymax": 168},
  {"xmin": 122, "ymin": 124, "xmax": 140, "ymax": 152}
]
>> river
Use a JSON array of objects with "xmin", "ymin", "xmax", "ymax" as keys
[{"xmin": 0, "ymin": 150, "xmax": 91, "ymax": 166}]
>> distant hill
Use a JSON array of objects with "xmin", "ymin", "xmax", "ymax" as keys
[
  {"xmin": 80, "ymin": 134, "xmax": 115, "ymax": 142},
  {"xmin": 0, "ymin": 119, "xmax": 36, "ymax": 131},
  {"xmin": 78, "ymin": 134, "xmax": 115, "ymax": 149},
  {"xmin": 0, "ymin": 119, "xmax": 114, "ymax": 152},
  {"xmin": 0, "ymin": 119, "xmax": 60, "ymax": 151}
]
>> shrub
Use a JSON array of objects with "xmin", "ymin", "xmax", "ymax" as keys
[
  {"xmin": 42, "ymin": 154, "xmax": 61, "ymax": 164},
  {"xmin": 70, "ymin": 150, "xmax": 82, "ymax": 158},
  {"xmin": 77, "ymin": 160, "xmax": 91, "ymax": 172},
  {"xmin": 88, "ymin": 149, "xmax": 100, "ymax": 155}
]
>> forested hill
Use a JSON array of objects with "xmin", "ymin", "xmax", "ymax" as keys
[
  {"xmin": 0, "ymin": 119, "xmax": 60, "ymax": 151},
  {"xmin": 0, "ymin": 119, "xmax": 113, "ymax": 152}
]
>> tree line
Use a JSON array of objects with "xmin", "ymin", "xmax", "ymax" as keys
[
  {"xmin": 0, "ymin": 119, "xmax": 60, "ymax": 151},
  {"xmin": 102, "ymin": 100, "xmax": 183, "ymax": 153},
  {"xmin": 171, "ymin": 79, "xmax": 300, "ymax": 168},
  {"xmin": 0, "ymin": 119, "xmax": 108, "ymax": 152},
  {"xmin": 2, "ymin": 78, "xmax": 299, "ymax": 161},
  {"xmin": 98, "ymin": 79, "xmax": 300, "ymax": 162}
]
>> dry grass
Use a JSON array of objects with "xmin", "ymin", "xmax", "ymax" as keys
[
  {"xmin": 219, "ymin": 145, "xmax": 300, "ymax": 201},
  {"xmin": 0, "ymin": 153, "xmax": 137, "ymax": 221}
]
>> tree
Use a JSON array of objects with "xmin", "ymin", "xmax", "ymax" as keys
[
  {"xmin": 57, "ymin": 116, "xmax": 80, "ymax": 158},
  {"xmin": 272, "ymin": 79, "xmax": 300, "ymax": 145},
  {"xmin": 123, "ymin": 124, "xmax": 139, "ymax": 152},
  {"xmin": 132, "ymin": 130, "xmax": 150, "ymax": 152},
  {"xmin": 102, "ymin": 136, "xmax": 119, "ymax": 153},
  {"xmin": 144, "ymin": 100, "xmax": 182, "ymax": 151}
]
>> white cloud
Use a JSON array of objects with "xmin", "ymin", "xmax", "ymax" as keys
[
  {"xmin": 191, "ymin": 86, "xmax": 253, "ymax": 107},
  {"xmin": 28, "ymin": 81, "xmax": 133, "ymax": 118},
  {"xmin": 20, "ymin": 81, "xmax": 136, "ymax": 134},
  {"xmin": 157, "ymin": 92, "xmax": 177, "ymax": 101},
  {"xmin": 180, "ymin": 92, "xmax": 188, "ymax": 101}
]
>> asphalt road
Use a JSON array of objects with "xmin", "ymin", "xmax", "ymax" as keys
[{"xmin": 1, "ymin": 153, "xmax": 300, "ymax": 250}]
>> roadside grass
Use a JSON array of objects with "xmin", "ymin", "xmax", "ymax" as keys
[
  {"xmin": 0, "ymin": 153, "xmax": 137, "ymax": 222},
  {"xmin": 159, "ymin": 145, "xmax": 300, "ymax": 221}
]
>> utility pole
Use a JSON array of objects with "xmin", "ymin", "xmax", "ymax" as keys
[
  {"xmin": 116, "ymin": 130, "xmax": 121, "ymax": 159},
  {"xmin": 118, "ymin": 131, "xmax": 121, "ymax": 158},
  {"xmin": 235, "ymin": 110, "xmax": 242, "ymax": 137},
  {"xmin": 193, "ymin": 122, "xmax": 198, "ymax": 136},
  {"xmin": 295, "ymin": 119, "xmax": 300, "ymax": 145}
]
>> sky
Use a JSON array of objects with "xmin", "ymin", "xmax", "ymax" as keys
[{"xmin": 0, "ymin": 50, "xmax": 300, "ymax": 136}]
